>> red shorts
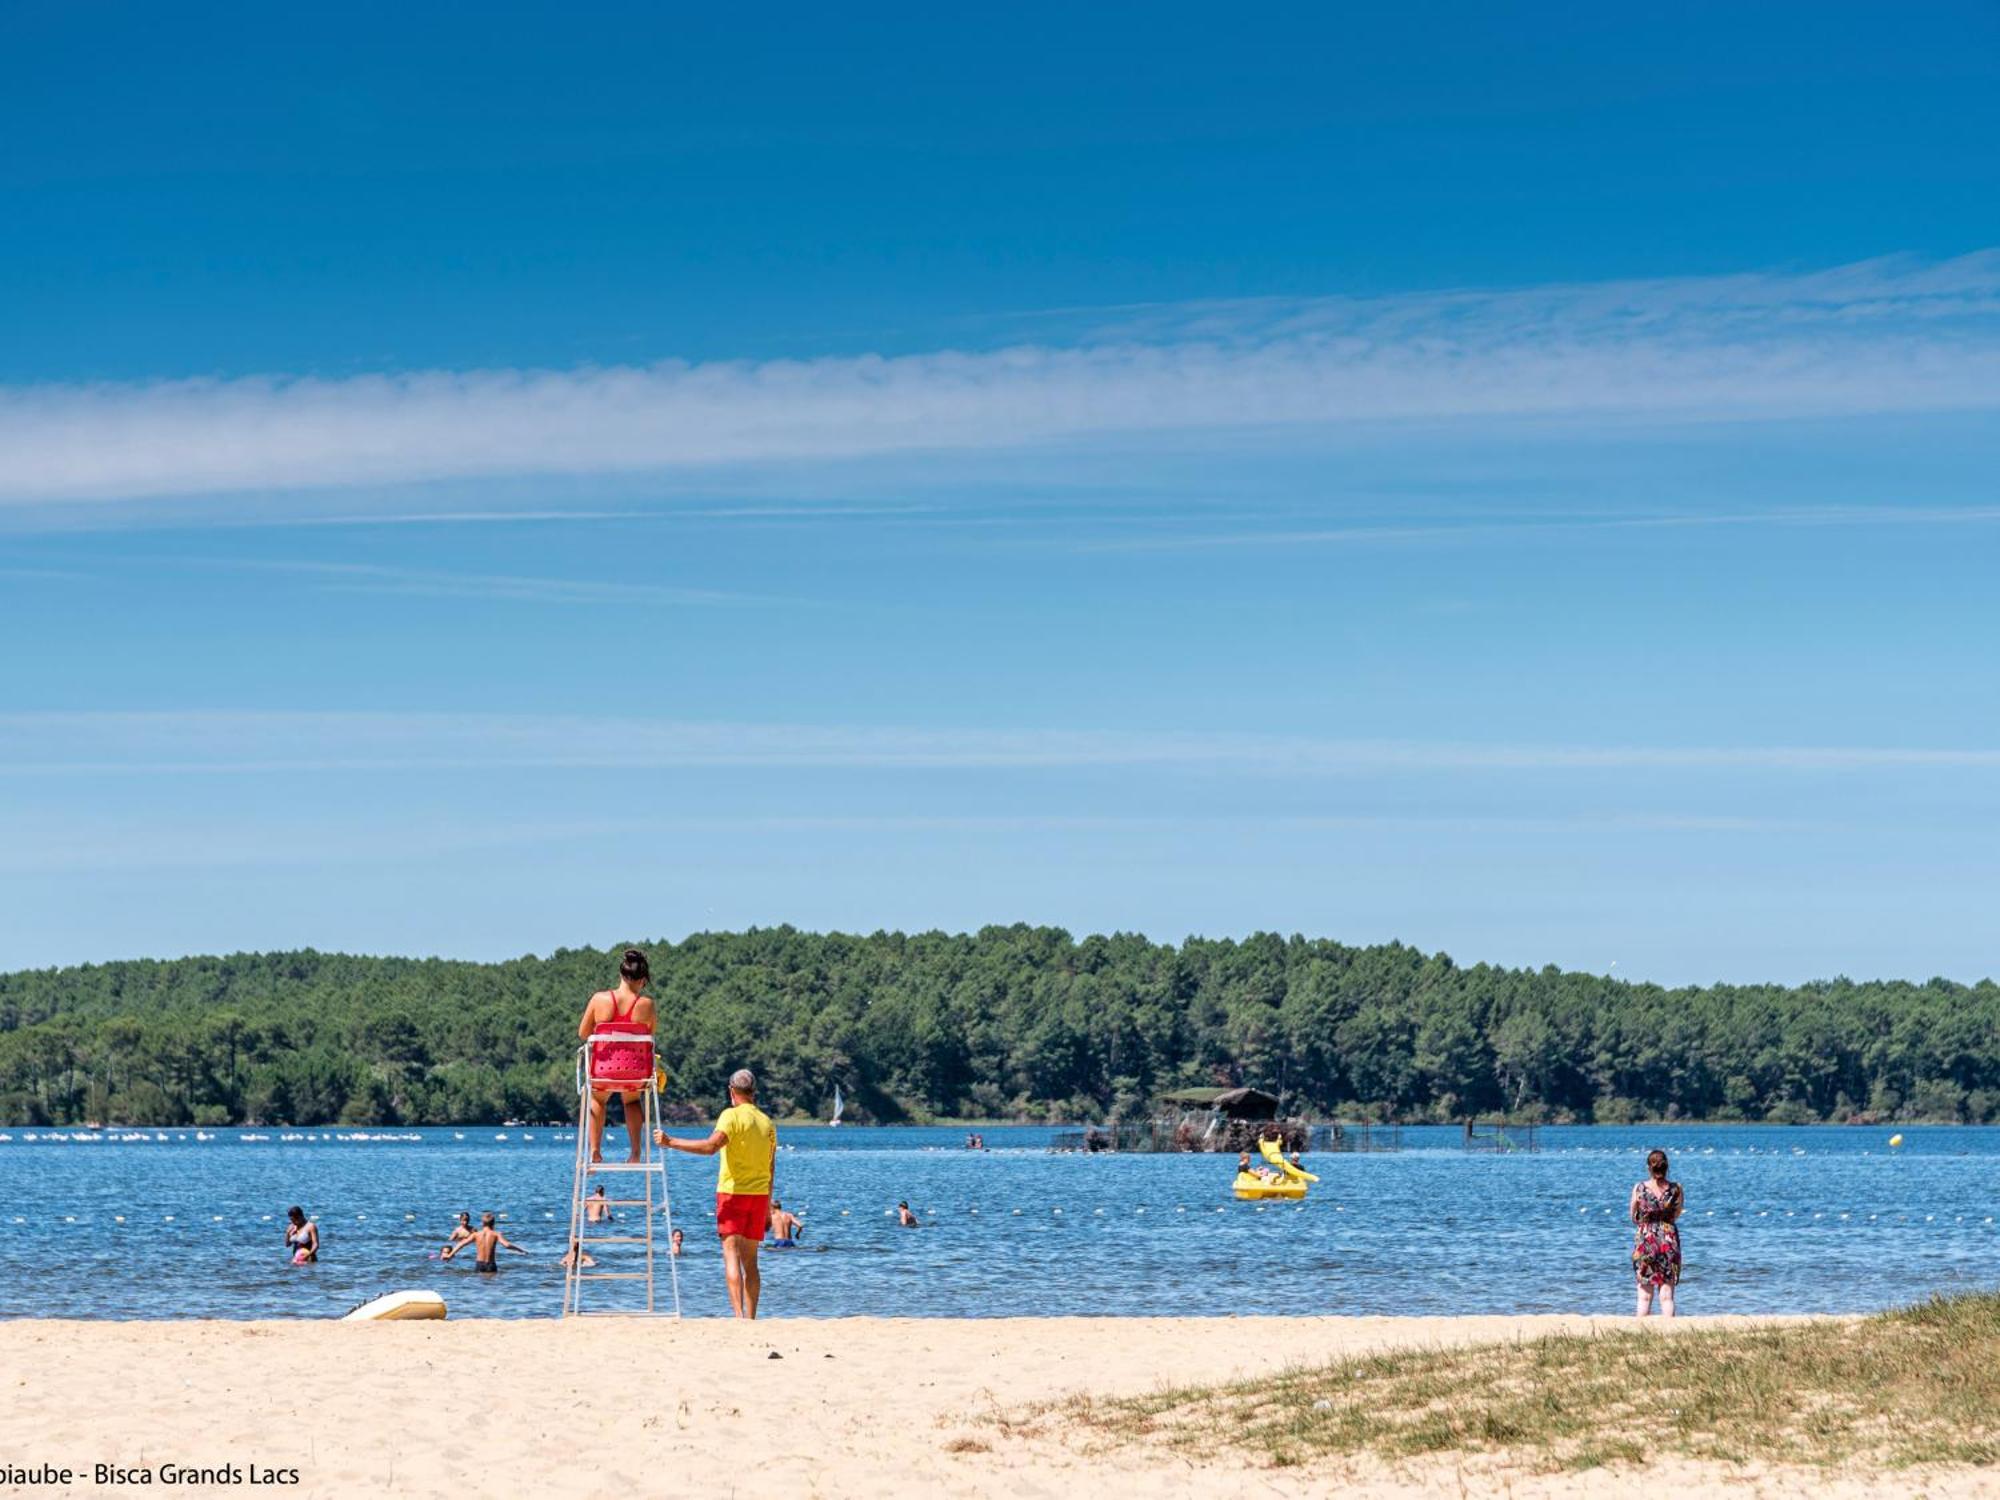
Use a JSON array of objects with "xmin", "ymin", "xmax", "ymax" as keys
[{"xmin": 715, "ymin": 1192, "xmax": 770, "ymax": 1242}]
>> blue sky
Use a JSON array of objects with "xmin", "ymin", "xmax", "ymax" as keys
[{"xmin": 2, "ymin": 3, "xmax": 1998, "ymax": 981}]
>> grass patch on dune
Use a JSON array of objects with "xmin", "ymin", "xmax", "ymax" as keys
[{"xmin": 1037, "ymin": 1293, "xmax": 2000, "ymax": 1474}]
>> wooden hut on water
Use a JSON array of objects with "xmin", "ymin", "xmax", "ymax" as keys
[
  {"xmin": 1155, "ymin": 1086, "xmax": 1312, "ymax": 1153},
  {"xmin": 1053, "ymin": 1086, "xmax": 1314, "ymax": 1153}
]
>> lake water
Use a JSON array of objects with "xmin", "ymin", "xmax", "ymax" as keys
[{"xmin": 0, "ymin": 1124, "xmax": 1993, "ymax": 1320}]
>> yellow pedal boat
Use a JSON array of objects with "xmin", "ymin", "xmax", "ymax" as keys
[{"xmin": 1232, "ymin": 1137, "xmax": 1319, "ymax": 1200}]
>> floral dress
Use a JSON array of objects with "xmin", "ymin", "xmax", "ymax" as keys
[{"xmin": 1631, "ymin": 1179, "xmax": 1682, "ymax": 1288}]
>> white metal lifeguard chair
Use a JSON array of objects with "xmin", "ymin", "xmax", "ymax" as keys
[{"xmin": 562, "ymin": 1031, "xmax": 681, "ymax": 1317}]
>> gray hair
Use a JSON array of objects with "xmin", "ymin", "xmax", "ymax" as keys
[{"xmin": 728, "ymin": 1068, "xmax": 757, "ymax": 1097}]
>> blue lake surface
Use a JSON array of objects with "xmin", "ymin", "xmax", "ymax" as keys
[{"xmin": 0, "ymin": 1124, "xmax": 1994, "ymax": 1320}]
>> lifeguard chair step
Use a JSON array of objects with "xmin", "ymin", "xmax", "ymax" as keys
[{"xmin": 564, "ymin": 1039, "xmax": 681, "ymax": 1320}]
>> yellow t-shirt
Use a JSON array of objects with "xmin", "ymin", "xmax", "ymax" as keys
[{"xmin": 714, "ymin": 1102, "xmax": 775, "ymax": 1196}]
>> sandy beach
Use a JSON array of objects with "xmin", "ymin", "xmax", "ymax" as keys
[{"xmin": 3, "ymin": 1313, "xmax": 1986, "ymax": 1499}]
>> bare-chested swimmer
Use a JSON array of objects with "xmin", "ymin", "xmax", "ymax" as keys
[{"xmin": 443, "ymin": 1212, "xmax": 527, "ymax": 1272}]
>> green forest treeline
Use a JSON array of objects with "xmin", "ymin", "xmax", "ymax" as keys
[{"xmin": 0, "ymin": 927, "xmax": 1995, "ymax": 1128}]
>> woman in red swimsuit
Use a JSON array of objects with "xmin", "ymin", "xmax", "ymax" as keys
[{"xmin": 577, "ymin": 948, "xmax": 657, "ymax": 1163}]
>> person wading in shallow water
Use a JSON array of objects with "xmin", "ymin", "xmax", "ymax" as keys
[
  {"xmin": 444, "ymin": 1212, "xmax": 527, "ymax": 1273},
  {"xmin": 658, "ymin": 1068, "xmax": 776, "ymax": 1319},
  {"xmin": 284, "ymin": 1206, "xmax": 318, "ymax": 1263},
  {"xmin": 1630, "ymin": 1148, "xmax": 1684, "ymax": 1318},
  {"xmin": 440, "ymin": 1212, "xmax": 476, "ymax": 1256}
]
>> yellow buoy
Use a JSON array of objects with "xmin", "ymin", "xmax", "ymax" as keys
[{"xmin": 1888, "ymin": 1134, "xmax": 1904, "ymax": 1148}]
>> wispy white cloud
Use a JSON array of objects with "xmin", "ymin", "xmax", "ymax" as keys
[
  {"xmin": 0, "ymin": 810, "xmax": 1808, "ymax": 876},
  {"xmin": 0, "ymin": 712, "xmax": 1994, "ymax": 775},
  {"xmin": 0, "ymin": 816, "xmax": 639, "ymax": 876},
  {"xmin": 1019, "ymin": 252, "xmax": 2000, "ymax": 346},
  {"xmin": 685, "ymin": 812, "xmax": 1807, "ymax": 835},
  {"xmin": 283, "ymin": 510, "xmax": 653, "ymax": 526},
  {"xmin": 0, "ymin": 564, "xmax": 95, "ymax": 580},
  {"xmin": 1085, "ymin": 504, "xmax": 2000, "ymax": 552},
  {"xmin": 273, "ymin": 503, "xmax": 940, "ymax": 528},
  {"xmin": 190, "ymin": 559, "xmax": 780, "ymax": 607},
  {"xmin": 3, "ymin": 253, "xmax": 1998, "ymax": 507}
]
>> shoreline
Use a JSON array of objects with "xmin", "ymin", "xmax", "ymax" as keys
[
  {"xmin": 4, "ymin": 1118, "xmax": 1986, "ymax": 1131},
  {"xmin": 0, "ymin": 1313, "xmax": 1888, "ymax": 1499},
  {"xmin": 3, "ymin": 1311, "xmax": 1812, "ymax": 1323}
]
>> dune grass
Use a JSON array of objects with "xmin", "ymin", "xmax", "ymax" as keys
[{"xmin": 1036, "ymin": 1294, "xmax": 2000, "ymax": 1473}]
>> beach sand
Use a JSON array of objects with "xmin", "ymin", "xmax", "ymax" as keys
[{"xmin": 0, "ymin": 1314, "xmax": 1986, "ymax": 1498}]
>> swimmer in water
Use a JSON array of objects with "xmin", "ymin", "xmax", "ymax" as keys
[
  {"xmin": 558, "ymin": 1239, "xmax": 595, "ymax": 1269},
  {"xmin": 440, "ymin": 1212, "xmax": 476, "ymax": 1256},
  {"xmin": 896, "ymin": 1201, "xmax": 919, "ymax": 1228},
  {"xmin": 443, "ymin": 1212, "xmax": 526, "ymax": 1273},
  {"xmin": 670, "ymin": 1227, "xmax": 685, "ymax": 1257},
  {"xmin": 585, "ymin": 1184, "xmax": 610, "ymax": 1223},
  {"xmin": 769, "ymin": 1199, "xmax": 803, "ymax": 1247},
  {"xmin": 284, "ymin": 1206, "xmax": 318, "ymax": 1263}
]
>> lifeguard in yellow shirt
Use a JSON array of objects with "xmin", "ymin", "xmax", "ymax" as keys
[{"xmin": 658, "ymin": 1067, "xmax": 777, "ymax": 1319}]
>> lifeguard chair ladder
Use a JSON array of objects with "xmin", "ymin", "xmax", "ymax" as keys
[{"xmin": 562, "ymin": 1037, "xmax": 682, "ymax": 1317}]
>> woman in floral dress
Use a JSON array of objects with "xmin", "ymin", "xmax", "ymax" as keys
[{"xmin": 1630, "ymin": 1148, "xmax": 1683, "ymax": 1318}]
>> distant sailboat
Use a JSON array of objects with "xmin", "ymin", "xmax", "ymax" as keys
[{"xmin": 829, "ymin": 1084, "xmax": 845, "ymax": 1128}]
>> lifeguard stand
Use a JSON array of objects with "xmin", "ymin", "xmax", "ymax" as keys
[{"xmin": 562, "ymin": 1034, "xmax": 682, "ymax": 1317}]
